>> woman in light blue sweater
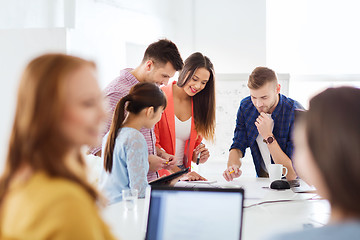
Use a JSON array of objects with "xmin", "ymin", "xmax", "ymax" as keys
[{"xmin": 270, "ymin": 86, "xmax": 360, "ymax": 240}]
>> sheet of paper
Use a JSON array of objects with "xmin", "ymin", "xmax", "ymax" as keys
[
  {"xmin": 175, "ymin": 181, "xmax": 220, "ymax": 188},
  {"xmin": 186, "ymin": 180, "xmax": 217, "ymax": 184}
]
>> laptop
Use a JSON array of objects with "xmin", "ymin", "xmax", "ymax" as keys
[{"xmin": 145, "ymin": 186, "xmax": 244, "ymax": 240}]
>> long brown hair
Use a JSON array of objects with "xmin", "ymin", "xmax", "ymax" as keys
[
  {"xmin": 304, "ymin": 86, "xmax": 360, "ymax": 216},
  {"xmin": 177, "ymin": 52, "xmax": 216, "ymax": 140},
  {"xmin": 104, "ymin": 82, "xmax": 167, "ymax": 173},
  {"xmin": 0, "ymin": 53, "xmax": 99, "ymax": 206}
]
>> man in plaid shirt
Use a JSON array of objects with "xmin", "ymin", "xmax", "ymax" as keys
[
  {"xmin": 223, "ymin": 67, "xmax": 303, "ymax": 182},
  {"xmin": 90, "ymin": 39, "xmax": 183, "ymax": 181}
]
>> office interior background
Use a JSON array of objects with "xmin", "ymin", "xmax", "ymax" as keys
[{"xmin": 1, "ymin": 0, "xmax": 359, "ymax": 175}]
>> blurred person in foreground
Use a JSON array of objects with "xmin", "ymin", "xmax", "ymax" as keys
[
  {"xmin": 0, "ymin": 53, "xmax": 116, "ymax": 239},
  {"xmin": 269, "ymin": 86, "xmax": 360, "ymax": 240}
]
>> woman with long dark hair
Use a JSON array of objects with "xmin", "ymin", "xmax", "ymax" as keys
[
  {"xmin": 0, "ymin": 54, "xmax": 115, "ymax": 239},
  {"xmin": 155, "ymin": 52, "xmax": 216, "ymax": 179}
]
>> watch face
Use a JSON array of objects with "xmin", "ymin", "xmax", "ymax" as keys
[{"xmin": 267, "ymin": 136, "xmax": 274, "ymax": 144}]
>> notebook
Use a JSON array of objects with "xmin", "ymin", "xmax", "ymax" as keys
[{"xmin": 145, "ymin": 186, "xmax": 244, "ymax": 240}]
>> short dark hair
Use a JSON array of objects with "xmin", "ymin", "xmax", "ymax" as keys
[
  {"xmin": 248, "ymin": 66, "xmax": 277, "ymax": 89},
  {"xmin": 142, "ymin": 39, "xmax": 183, "ymax": 71}
]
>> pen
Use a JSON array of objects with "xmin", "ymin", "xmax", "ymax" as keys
[
  {"xmin": 196, "ymin": 152, "xmax": 201, "ymax": 165},
  {"xmin": 229, "ymin": 170, "xmax": 235, "ymax": 174}
]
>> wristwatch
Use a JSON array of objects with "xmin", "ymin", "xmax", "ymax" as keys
[{"xmin": 263, "ymin": 135, "xmax": 275, "ymax": 144}]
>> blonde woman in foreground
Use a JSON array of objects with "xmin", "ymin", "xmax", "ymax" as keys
[{"xmin": 0, "ymin": 54, "xmax": 116, "ymax": 239}]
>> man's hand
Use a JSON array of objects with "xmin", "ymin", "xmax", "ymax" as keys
[
  {"xmin": 255, "ymin": 112, "xmax": 274, "ymax": 139},
  {"xmin": 223, "ymin": 165, "xmax": 242, "ymax": 182}
]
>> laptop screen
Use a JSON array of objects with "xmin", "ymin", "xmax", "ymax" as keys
[{"xmin": 146, "ymin": 186, "xmax": 244, "ymax": 240}]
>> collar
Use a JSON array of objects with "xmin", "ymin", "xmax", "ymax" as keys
[
  {"xmin": 270, "ymin": 94, "xmax": 283, "ymax": 119},
  {"xmin": 121, "ymin": 68, "xmax": 139, "ymax": 85}
]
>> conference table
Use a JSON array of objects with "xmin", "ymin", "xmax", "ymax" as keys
[{"xmin": 101, "ymin": 176, "xmax": 330, "ymax": 240}]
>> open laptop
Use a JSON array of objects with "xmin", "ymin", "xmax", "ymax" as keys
[{"xmin": 145, "ymin": 186, "xmax": 244, "ymax": 240}]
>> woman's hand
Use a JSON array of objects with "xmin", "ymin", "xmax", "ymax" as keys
[
  {"xmin": 181, "ymin": 171, "xmax": 207, "ymax": 181},
  {"xmin": 148, "ymin": 155, "xmax": 167, "ymax": 172},
  {"xmin": 161, "ymin": 152, "xmax": 177, "ymax": 170},
  {"xmin": 192, "ymin": 143, "xmax": 210, "ymax": 164}
]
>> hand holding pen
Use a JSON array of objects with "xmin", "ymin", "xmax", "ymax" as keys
[
  {"xmin": 223, "ymin": 165, "xmax": 242, "ymax": 182},
  {"xmin": 193, "ymin": 143, "xmax": 210, "ymax": 165},
  {"xmin": 160, "ymin": 151, "xmax": 176, "ymax": 170}
]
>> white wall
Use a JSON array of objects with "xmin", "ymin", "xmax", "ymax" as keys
[
  {"xmin": 168, "ymin": 0, "xmax": 267, "ymax": 73},
  {"xmin": 0, "ymin": 0, "xmax": 71, "ymax": 28},
  {"xmin": 0, "ymin": 28, "xmax": 68, "ymax": 172},
  {"xmin": 68, "ymin": 0, "xmax": 174, "ymax": 88},
  {"xmin": 267, "ymin": 0, "xmax": 360, "ymax": 75},
  {"xmin": 267, "ymin": 0, "xmax": 360, "ymax": 107},
  {"xmin": 0, "ymin": 0, "xmax": 71, "ymax": 172},
  {"xmin": 0, "ymin": 0, "xmax": 268, "ymax": 172},
  {"xmin": 192, "ymin": 0, "xmax": 266, "ymax": 73},
  {"xmin": 0, "ymin": 0, "xmax": 174, "ymax": 171}
]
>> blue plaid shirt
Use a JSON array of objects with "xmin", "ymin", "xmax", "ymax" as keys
[{"xmin": 230, "ymin": 94, "xmax": 304, "ymax": 177}]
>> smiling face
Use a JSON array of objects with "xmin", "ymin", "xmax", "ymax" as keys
[
  {"xmin": 60, "ymin": 65, "xmax": 106, "ymax": 148},
  {"xmin": 250, "ymin": 82, "xmax": 280, "ymax": 114},
  {"xmin": 182, "ymin": 67, "xmax": 210, "ymax": 97},
  {"xmin": 145, "ymin": 61, "xmax": 176, "ymax": 86}
]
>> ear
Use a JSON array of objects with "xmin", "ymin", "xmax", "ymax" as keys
[
  {"xmin": 145, "ymin": 60, "xmax": 154, "ymax": 72},
  {"xmin": 145, "ymin": 106, "xmax": 155, "ymax": 118},
  {"xmin": 276, "ymin": 83, "xmax": 281, "ymax": 94}
]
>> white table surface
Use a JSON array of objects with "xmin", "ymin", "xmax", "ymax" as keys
[{"xmin": 101, "ymin": 176, "xmax": 330, "ymax": 240}]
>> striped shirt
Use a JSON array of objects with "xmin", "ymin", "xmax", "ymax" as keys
[{"xmin": 90, "ymin": 68, "xmax": 157, "ymax": 181}]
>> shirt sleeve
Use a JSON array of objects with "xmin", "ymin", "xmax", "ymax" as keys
[
  {"xmin": 230, "ymin": 104, "xmax": 248, "ymax": 157},
  {"xmin": 285, "ymin": 108, "xmax": 298, "ymax": 162},
  {"xmin": 154, "ymin": 121, "xmax": 162, "ymax": 149},
  {"xmin": 286, "ymin": 122, "xmax": 295, "ymax": 161},
  {"xmin": 194, "ymin": 135, "xmax": 203, "ymax": 149},
  {"xmin": 89, "ymin": 91, "xmax": 123, "ymax": 155},
  {"xmin": 126, "ymin": 132, "xmax": 150, "ymax": 198}
]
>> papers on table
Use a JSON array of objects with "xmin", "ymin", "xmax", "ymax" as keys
[
  {"xmin": 292, "ymin": 179, "xmax": 317, "ymax": 193},
  {"xmin": 174, "ymin": 177, "xmax": 317, "ymax": 199},
  {"xmin": 175, "ymin": 180, "xmax": 220, "ymax": 188},
  {"xmin": 174, "ymin": 178, "xmax": 270, "ymax": 199},
  {"xmin": 187, "ymin": 180, "xmax": 217, "ymax": 184}
]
